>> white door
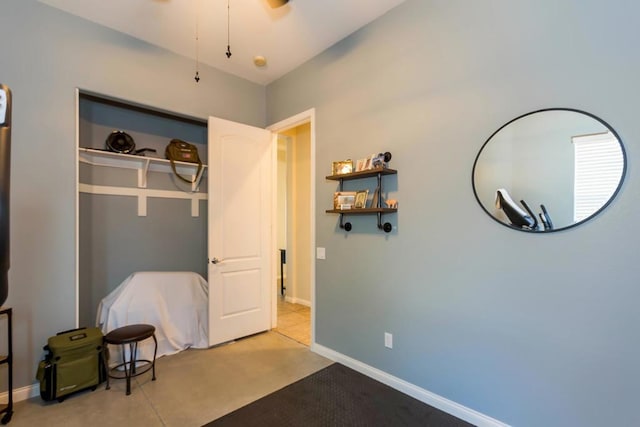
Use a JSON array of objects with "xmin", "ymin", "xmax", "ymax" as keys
[{"xmin": 208, "ymin": 117, "xmax": 273, "ymax": 346}]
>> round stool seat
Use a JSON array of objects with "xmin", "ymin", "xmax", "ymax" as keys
[
  {"xmin": 103, "ymin": 324, "xmax": 157, "ymax": 395},
  {"xmin": 105, "ymin": 324, "xmax": 155, "ymax": 345}
]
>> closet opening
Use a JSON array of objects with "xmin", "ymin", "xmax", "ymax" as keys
[{"xmin": 76, "ymin": 91, "xmax": 208, "ymax": 329}]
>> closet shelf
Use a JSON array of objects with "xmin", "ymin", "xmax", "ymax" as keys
[{"xmin": 78, "ymin": 147, "xmax": 207, "ymax": 190}]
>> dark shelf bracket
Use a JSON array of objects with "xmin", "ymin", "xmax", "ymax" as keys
[
  {"xmin": 339, "ymin": 213, "xmax": 352, "ymax": 231},
  {"xmin": 377, "ymin": 211, "xmax": 393, "ymax": 233}
]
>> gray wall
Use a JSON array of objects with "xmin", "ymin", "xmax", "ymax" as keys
[
  {"xmin": 0, "ymin": 0, "xmax": 265, "ymax": 390},
  {"xmin": 268, "ymin": 1, "xmax": 639, "ymax": 426}
]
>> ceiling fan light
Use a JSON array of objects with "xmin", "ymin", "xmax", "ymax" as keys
[
  {"xmin": 254, "ymin": 56, "xmax": 267, "ymax": 67},
  {"xmin": 267, "ymin": 0, "xmax": 289, "ymax": 8}
]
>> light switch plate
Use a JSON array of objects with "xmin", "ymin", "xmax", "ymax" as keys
[
  {"xmin": 384, "ymin": 332, "xmax": 393, "ymax": 349},
  {"xmin": 316, "ymin": 247, "xmax": 326, "ymax": 259}
]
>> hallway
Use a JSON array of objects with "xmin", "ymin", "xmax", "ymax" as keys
[{"xmin": 274, "ymin": 297, "xmax": 311, "ymax": 346}]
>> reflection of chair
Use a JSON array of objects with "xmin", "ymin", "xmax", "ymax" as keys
[
  {"xmin": 495, "ymin": 189, "xmax": 555, "ymax": 231},
  {"xmin": 495, "ymin": 189, "xmax": 537, "ymax": 229},
  {"xmin": 539, "ymin": 204, "xmax": 554, "ymax": 231}
]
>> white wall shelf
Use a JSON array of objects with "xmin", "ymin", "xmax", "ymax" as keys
[
  {"xmin": 78, "ymin": 148, "xmax": 208, "ymax": 217},
  {"xmin": 78, "ymin": 147, "xmax": 207, "ymax": 191},
  {"xmin": 78, "ymin": 183, "xmax": 207, "ymax": 217}
]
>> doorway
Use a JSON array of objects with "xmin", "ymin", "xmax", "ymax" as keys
[{"xmin": 269, "ymin": 110, "xmax": 315, "ymax": 347}]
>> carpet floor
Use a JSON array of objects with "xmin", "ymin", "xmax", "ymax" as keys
[{"xmin": 205, "ymin": 363, "xmax": 475, "ymax": 427}]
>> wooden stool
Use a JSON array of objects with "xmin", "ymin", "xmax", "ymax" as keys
[{"xmin": 104, "ymin": 324, "xmax": 157, "ymax": 395}]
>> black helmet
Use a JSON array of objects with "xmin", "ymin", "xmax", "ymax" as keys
[{"xmin": 105, "ymin": 130, "xmax": 135, "ymax": 154}]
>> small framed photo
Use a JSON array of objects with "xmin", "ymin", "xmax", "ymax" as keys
[
  {"xmin": 355, "ymin": 190, "xmax": 369, "ymax": 209},
  {"xmin": 363, "ymin": 156, "xmax": 372, "ymax": 170},
  {"xmin": 356, "ymin": 158, "xmax": 366, "ymax": 172},
  {"xmin": 334, "ymin": 191, "xmax": 357, "ymax": 209},
  {"xmin": 332, "ymin": 160, "xmax": 353, "ymax": 175}
]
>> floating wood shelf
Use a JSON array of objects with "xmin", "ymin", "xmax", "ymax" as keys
[
  {"xmin": 325, "ymin": 208, "xmax": 397, "ymax": 214},
  {"xmin": 326, "ymin": 166, "xmax": 397, "ymax": 232},
  {"xmin": 325, "ymin": 167, "xmax": 397, "ymax": 181}
]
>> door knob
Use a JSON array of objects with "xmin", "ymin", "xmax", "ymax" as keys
[{"xmin": 211, "ymin": 257, "xmax": 223, "ymax": 264}]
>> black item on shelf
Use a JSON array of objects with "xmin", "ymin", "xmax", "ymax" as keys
[
  {"xmin": 105, "ymin": 130, "xmax": 135, "ymax": 154},
  {"xmin": 105, "ymin": 131, "xmax": 157, "ymax": 156},
  {"xmin": 133, "ymin": 148, "xmax": 157, "ymax": 156}
]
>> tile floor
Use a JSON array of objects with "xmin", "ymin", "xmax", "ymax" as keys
[
  {"xmin": 273, "ymin": 297, "xmax": 311, "ymax": 346},
  {"xmin": 8, "ymin": 331, "xmax": 332, "ymax": 427}
]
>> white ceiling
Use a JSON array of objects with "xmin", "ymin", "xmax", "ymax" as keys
[{"xmin": 39, "ymin": 0, "xmax": 406, "ymax": 85}]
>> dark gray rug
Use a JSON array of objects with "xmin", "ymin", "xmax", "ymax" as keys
[{"xmin": 205, "ymin": 363, "xmax": 475, "ymax": 427}]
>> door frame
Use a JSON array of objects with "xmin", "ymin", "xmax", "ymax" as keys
[{"xmin": 267, "ymin": 108, "xmax": 316, "ymax": 346}]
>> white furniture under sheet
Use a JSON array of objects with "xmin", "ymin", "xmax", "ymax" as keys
[{"xmin": 96, "ymin": 271, "xmax": 209, "ymax": 362}]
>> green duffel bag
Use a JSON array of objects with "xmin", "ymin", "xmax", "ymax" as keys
[{"xmin": 37, "ymin": 327, "xmax": 105, "ymax": 402}]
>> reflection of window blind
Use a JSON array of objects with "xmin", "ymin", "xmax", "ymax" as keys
[{"xmin": 573, "ymin": 131, "xmax": 623, "ymax": 222}]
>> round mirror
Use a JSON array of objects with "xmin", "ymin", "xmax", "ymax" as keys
[{"xmin": 472, "ymin": 108, "xmax": 626, "ymax": 232}]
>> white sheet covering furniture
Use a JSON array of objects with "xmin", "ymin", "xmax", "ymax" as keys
[{"xmin": 96, "ymin": 271, "xmax": 209, "ymax": 362}]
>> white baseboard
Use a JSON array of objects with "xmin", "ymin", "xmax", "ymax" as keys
[
  {"xmin": 284, "ymin": 296, "xmax": 310, "ymax": 307},
  {"xmin": 0, "ymin": 383, "xmax": 40, "ymax": 403},
  {"xmin": 311, "ymin": 343, "xmax": 509, "ymax": 427}
]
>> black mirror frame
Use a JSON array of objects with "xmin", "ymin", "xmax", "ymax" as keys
[{"xmin": 472, "ymin": 108, "xmax": 627, "ymax": 233}]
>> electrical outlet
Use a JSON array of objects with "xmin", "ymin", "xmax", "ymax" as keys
[{"xmin": 384, "ymin": 332, "xmax": 393, "ymax": 349}]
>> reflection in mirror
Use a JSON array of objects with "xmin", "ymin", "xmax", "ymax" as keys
[{"xmin": 472, "ymin": 109, "xmax": 626, "ymax": 232}]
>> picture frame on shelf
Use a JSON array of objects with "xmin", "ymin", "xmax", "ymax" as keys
[
  {"xmin": 362, "ymin": 155, "xmax": 372, "ymax": 170},
  {"xmin": 334, "ymin": 191, "xmax": 357, "ymax": 209},
  {"xmin": 369, "ymin": 186, "xmax": 380, "ymax": 208},
  {"xmin": 354, "ymin": 190, "xmax": 369, "ymax": 209},
  {"xmin": 356, "ymin": 158, "xmax": 366, "ymax": 172},
  {"xmin": 332, "ymin": 160, "xmax": 353, "ymax": 175}
]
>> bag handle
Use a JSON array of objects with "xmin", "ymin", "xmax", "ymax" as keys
[{"xmin": 169, "ymin": 157, "xmax": 203, "ymax": 184}]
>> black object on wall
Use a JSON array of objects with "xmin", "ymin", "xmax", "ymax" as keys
[{"xmin": 0, "ymin": 84, "xmax": 11, "ymax": 306}]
